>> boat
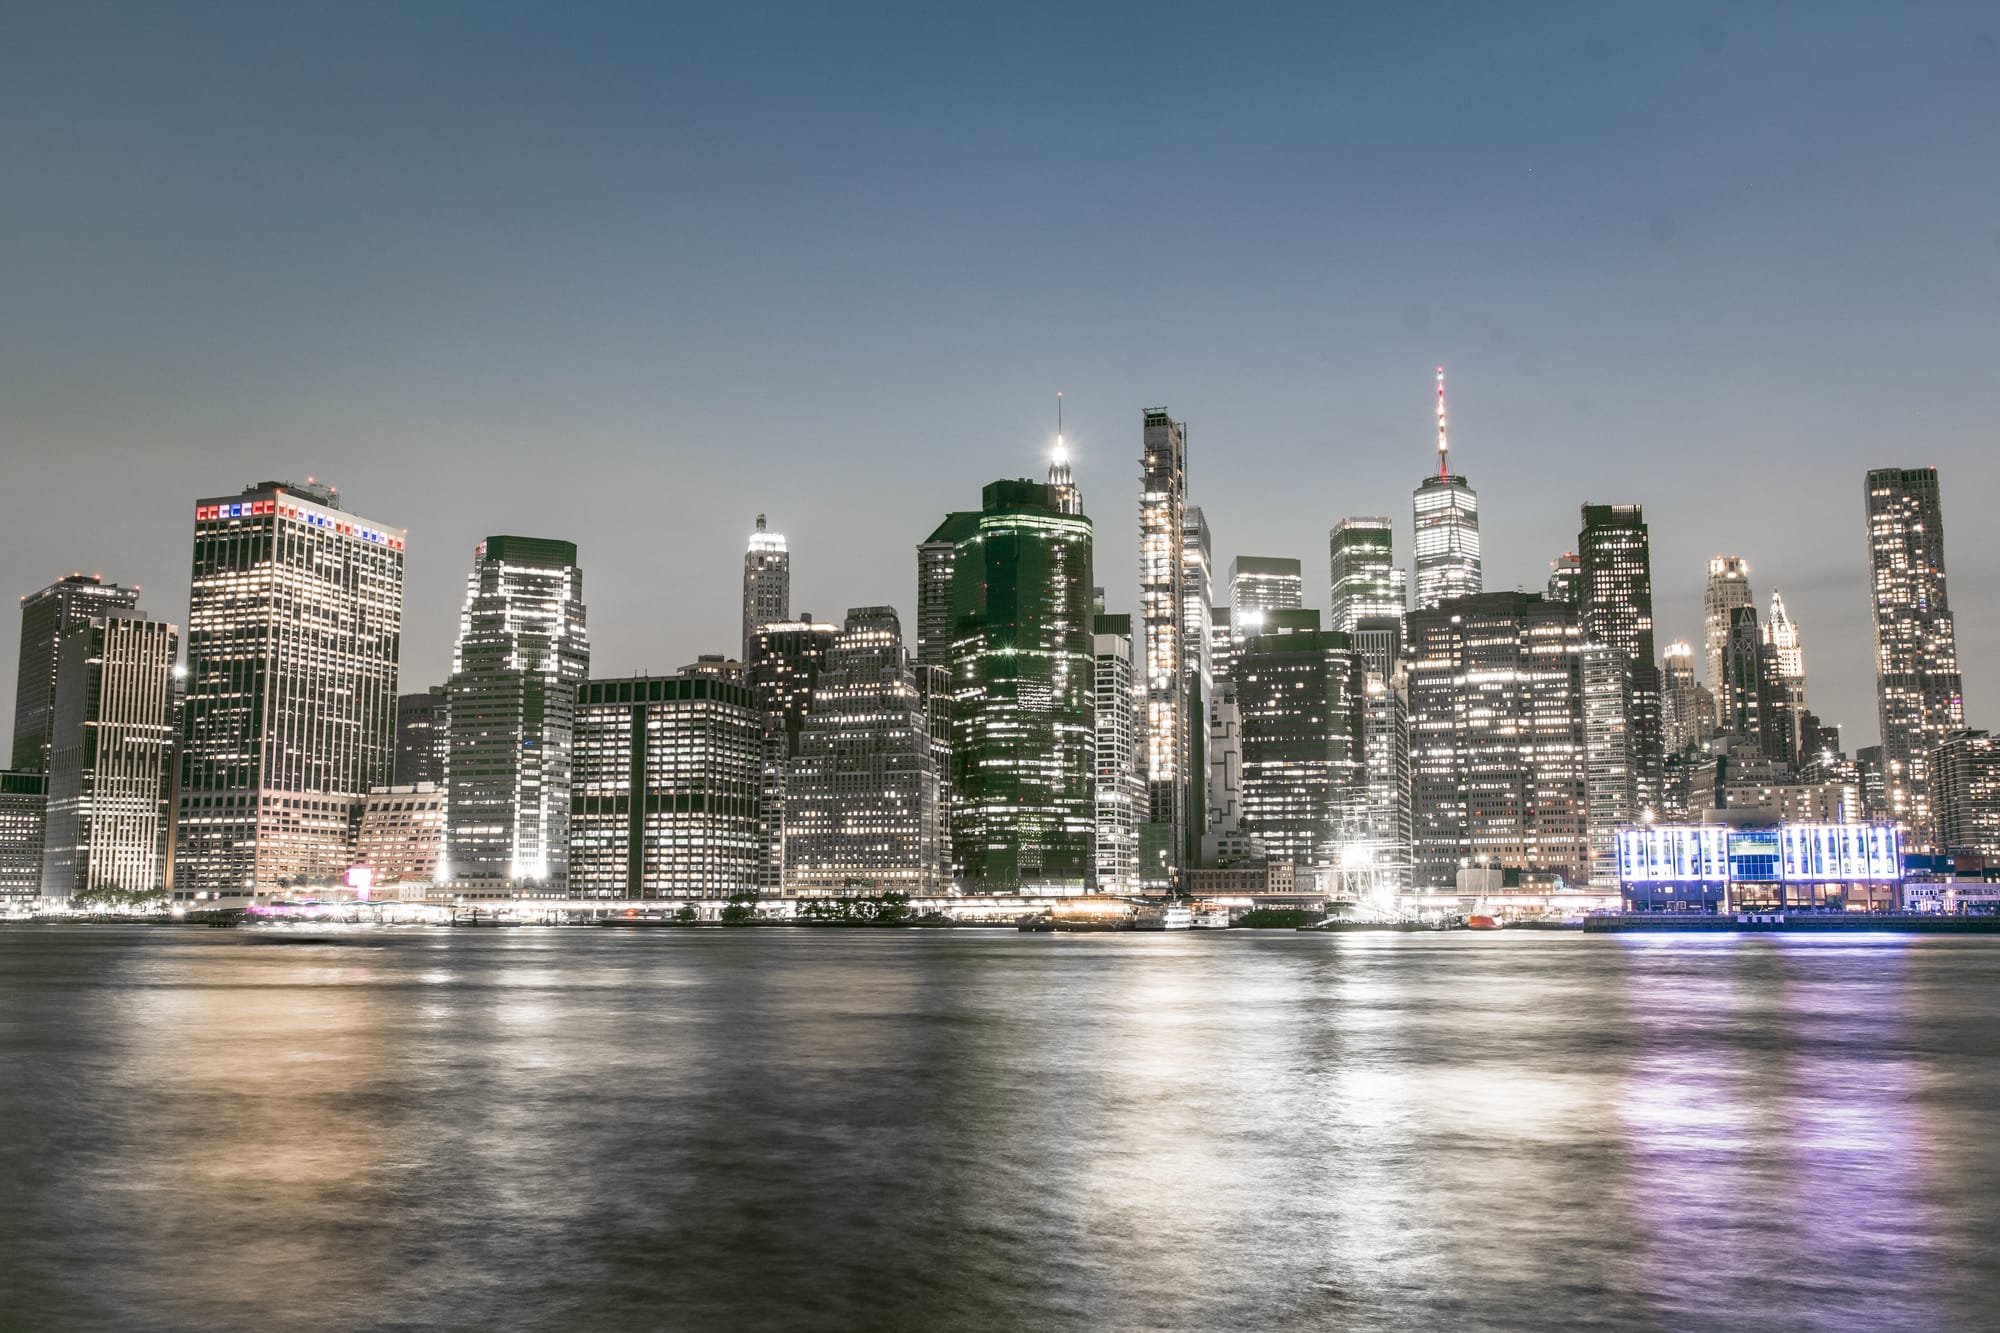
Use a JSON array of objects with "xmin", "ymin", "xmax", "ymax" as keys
[
  {"xmin": 1134, "ymin": 904, "xmax": 1193, "ymax": 931},
  {"xmin": 1466, "ymin": 913, "xmax": 1504, "ymax": 930}
]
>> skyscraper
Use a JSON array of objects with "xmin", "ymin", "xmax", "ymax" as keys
[
  {"xmin": 570, "ymin": 670, "xmax": 763, "ymax": 897},
  {"xmin": 1763, "ymin": 591, "xmax": 1810, "ymax": 757},
  {"xmin": 1581, "ymin": 642, "xmax": 1635, "ymax": 888},
  {"xmin": 1577, "ymin": 503, "xmax": 1662, "ymax": 819},
  {"xmin": 1228, "ymin": 555, "xmax": 1305, "ymax": 636},
  {"xmin": 1412, "ymin": 368, "xmax": 1482, "ymax": 610},
  {"xmin": 175, "ymin": 481, "xmax": 404, "ymax": 897},
  {"xmin": 1661, "ymin": 641, "xmax": 1699, "ymax": 754},
  {"xmin": 1545, "ymin": 552, "xmax": 1582, "ymax": 606},
  {"xmin": 1139, "ymin": 407, "xmax": 1189, "ymax": 885},
  {"xmin": 1408, "ymin": 592, "xmax": 1587, "ymax": 888},
  {"xmin": 352, "ymin": 783, "xmax": 446, "ymax": 886},
  {"xmin": 38, "ymin": 613, "xmax": 178, "ymax": 904},
  {"xmin": 1093, "ymin": 613, "xmax": 1143, "ymax": 893},
  {"xmin": 0, "ymin": 770, "xmax": 47, "ymax": 903},
  {"xmin": 445, "ymin": 536, "xmax": 588, "ymax": 894},
  {"xmin": 1933, "ymin": 730, "xmax": 2000, "ymax": 861},
  {"xmin": 1703, "ymin": 556, "xmax": 1753, "ymax": 722},
  {"xmin": 916, "ymin": 515, "xmax": 975, "ymax": 671},
  {"xmin": 1182, "ymin": 506, "xmax": 1214, "ymax": 866},
  {"xmin": 12, "ymin": 574, "xmax": 141, "ymax": 773},
  {"xmin": 783, "ymin": 607, "xmax": 945, "ymax": 895},
  {"xmin": 392, "ymin": 686, "xmax": 449, "ymax": 787},
  {"xmin": 746, "ymin": 617, "xmax": 838, "ymax": 890},
  {"xmin": 1234, "ymin": 612, "xmax": 1366, "ymax": 869},
  {"xmin": 1361, "ymin": 668, "xmax": 1414, "ymax": 896},
  {"xmin": 947, "ymin": 479, "xmax": 1096, "ymax": 891},
  {"xmin": 741, "ymin": 515, "xmax": 791, "ymax": 665},
  {"xmin": 1047, "ymin": 399, "xmax": 1081, "ymax": 516},
  {"xmin": 1328, "ymin": 517, "xmax": 1407, "ymax": 635},
  {"xmin": 1866, "ymin": 467, "xmax": 1964, "ymax": 843}
]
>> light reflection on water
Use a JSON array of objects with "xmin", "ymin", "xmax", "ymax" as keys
[{"xmin": 2, "ymin": 926, "xmax": 1997, "ymax": 1331}]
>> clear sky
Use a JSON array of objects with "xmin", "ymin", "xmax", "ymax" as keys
[{"xmin": 3, "ymin": 2, "xmax": 1996, "ymax": 748}]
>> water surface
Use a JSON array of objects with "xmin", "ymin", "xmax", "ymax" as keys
[{"xmin": 3, "ymin": 925, "xmax": 1996, "ymax": 1331}]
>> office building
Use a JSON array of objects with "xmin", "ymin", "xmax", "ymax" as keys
[
  {"xmin": 1412, "ymin": 368, "xmax": 1481, "ymax": 610},
  {"xmin": 393, "ymin": 686, "xmax": 449, "ymax": 788},
  {"xmin": 1662, "ymin": 641, "xmax": 1699, "ymax": 755},
  {"xmin": 741, "ymin": 515, "xmax": 791, "ymax": 665},
  {"xmin": 783, "ymin": 608, "xmax": 945, "ymax": 895},
  {"xmin": 946, "ymin": 479, "xmax": 1096, "ymax": 891},
  {"xmin": 1234, "ymin": 612, "xmax": 1366, "ymax": 869},
  {"xmin": 1704, "ymin": 556, "xmax": 1753, "ymax": 722},
  {"xmin": 12, "ymin": 574, "xmax": 141, "ymax": 773},
  {"xmin": 1093, "ymin": 614, "xmax": 1143, "ymax": 893},
  {"xmin": 1328, "ymin": 517, "xmax": 1406, "ymax": 636},
  {"xmin": 1209, "ymin": 606, "xmax": 1236, "ymax": 685},
  {"xmin": 1577, "ymin": 502, "xmax": 1662, "ymax": 819},
  {"xmin": 176, "ymin": 481, "xmax": 404, "ymax": 897},
  {"xmin": 570, "ymin": 671, "xmax": 764, "ymax": 897},
  {"xmin": 1764, "ymin": 591, "xmax": 1810, "ymax": 755},
  {"xmin": 1183, "ymin": 506, "xmax": 1213, "ymax": 866},
  {"xmin": 1545, "ymin": 552, "xmax": 1581, "ymax": 606},
  {"xmin": 1361, "ymin": 668, "xmax": 1413, "ymax": 896},
  {"xmin": 1228, "ymin": 555, "xmax": 1305, "ymax": 637},
  {"xmin": 1933, "ymin": 730, "xmax": 2000, "ymax": 861},
  {"xmin": 916, "ymin": 515, "xmax": 975, "ymax": 670},
  {"xmin": 41, "ymin": 613, "xmax": 179, "ymax": 903},
  {"xmin": 1139, "ymin": 408, "xmax": 1190, "ymax": 885},
  {"xmin": 445, "ymin": 536, "xmax": 588, "ymax": 895},
  {"xmin": 1408, "ymin": 592, "xmax": 1588, "ymax": 888},
  {"xmin": 1581, "ymin": 642, "xmax": 1636, "ymax": 888},
  {"xmin": 352, "ymin": 783, "xmax": 446, "ymax": 886},
  {"xmin": 746, "ymin": 617, "xmax": 838, "ymax": 890},
  {"xmin": 1201, "ymin": 676, "xmax": 1245, "ymax": 864},
  {"xmin": 1866, "ymin": 467, "xmax": 1964, "ymax": 842},
  {"xmin": 0, "ymin": 770, "xmax": 47, "ymax": 902}
]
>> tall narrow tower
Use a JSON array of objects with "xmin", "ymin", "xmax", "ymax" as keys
[
  {"xmin": 742, "ymin": 516, "xmax": 791, "ymax": 665},
  {"xmin": 12, "ymin": 574, "xmax": 142, "ymax": 773},
  {"xmin": 1139, "ymin": 408, "xmax": 1188, "ymax": 886},
  {"xmin": 1866, "ymin": 467, "xmax": 1964, "ymax": 841},
  {"xmin": 1048, "ymin": 393, "xmax": 1081, "ymax": 516},
  {"xmin": 1703, "ymin": 556, "xmax": 1753, "ymax": 722},
  {"xmin": 1412, "ymin": 368, "xmax": 1482, "ymax": 609}
]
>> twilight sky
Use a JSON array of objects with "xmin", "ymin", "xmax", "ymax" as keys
[{"xmin": 3, "ymin": 2, "xmax": 1997, "ymax": 748}]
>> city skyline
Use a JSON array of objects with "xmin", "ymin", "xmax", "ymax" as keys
[{"xmin": 4, "ymin": 5, "xmax": 1998, "ymax": 759}]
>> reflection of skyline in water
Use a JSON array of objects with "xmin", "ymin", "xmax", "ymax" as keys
[{"xmin": 2, "ymin": 928, "xmax": 1997, "ymax": 1331}]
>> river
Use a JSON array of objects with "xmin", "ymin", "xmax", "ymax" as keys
[{"xmin": 2, "ymin": 925, "xmax": 1996, "ymax": 1331}]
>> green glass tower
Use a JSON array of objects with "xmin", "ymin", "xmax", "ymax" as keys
[{"xmin": 942, "ymin": 480, "xmax": 1095, "ymax": 891}]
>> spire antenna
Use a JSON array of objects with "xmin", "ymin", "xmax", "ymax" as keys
[{"xmin": 1435, "ymin": 366, "xmax": 1450, "ymax": 479}]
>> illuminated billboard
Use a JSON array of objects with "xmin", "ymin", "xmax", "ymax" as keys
[{"xmin": 1616, "ymin": 823, "xmax": 1901, "ymax": 885}]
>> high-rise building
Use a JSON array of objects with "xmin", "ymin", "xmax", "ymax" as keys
[
  {"xmin": 570, "ymin": 671, "xmax": 763, "ymax": 897},
  {"xmin": 40, "ymin": 613, "xmax": 179, "ymax": 903},
  {"xmin": 392, "ymin": 686, "xmax": 449, "ymax": 788},
  {"xmin": 1933, "ymin": 730, "xmax": 2000, "ymax": 861},
  {"xmin": 1349, "ymin": 616, "xmax": 1403, "ymax": 695},
  {"xmin": 12, "ymin": 574, "xmax": 142, "ymax": 773},
  {"xmin": 746, "ymin": 617, "xmax": 838, "ymax": 891},
  {"xmin": 947, "ymin": 479, "xmax": 1096, "ymax": 891},
  {"xmin": 1719, "ymin": 605, "xmax": 1767, "ymax": 743},
  {"xmin": 1139, "ymin": 408, "xmax": 1189, "ymax": 886},
  {"xmin": 1093, "ymin": 613, "xmax": 1143, "ymax": 894},
  {"xmin": 445, "ymin": 536, "xmax": 588, "ymax": 895},
  {"xmin": 1581, "ymin": 642, "xmax": 1635, "ymax": 888},
  {"xmin": 1703, "ymin": 556, "xmax": 1753, "ymax": 722},
  {"xmin": 1408, "ymin": 592, "xmax": 1588, "ymax": 888},
  {"xmin": 1208, "ymin": 606, "xmax": 1236, "ymax": 685},
  {"xmin": 1228, "ymin": 555, "xmax": 1304, "ymax": 637},
  {"xmin": 1577, "ymin": 503, "xmax": 1662, "ymax": 820},
  {"xmin": 1234, "ymin": 613, "xmax": 1366, "ymax": 869},
  {"xmin": 783, "ymin": 607, "xmax": 946, "ymax": 895},
  {"xmin": 1047, "ymin": 404, "xmax": 1081, "ymax": 516},
  {"xmin": 352, "ymin": 783, "xmax": 446, "ymax": 886},
  {"xmin": 0, "ymin": 770, "xmax": 47, "ymax": 902},
  {"xmin": 1545, "ymin": 552, "xmax": 1581, "ymax": 606},
  {"xmin": 916, "ymin": 515, "xmax": 976, "ymax": 670},
  {"xmin": 1866, "ymin": 467, "xmax": 1963, "ymax": 844},
  {"xmin": 175, "ymin": 481, "xmax": 404, "ymax": 898},
  {"xmin": 1328, "ymin": 517, "xmax": 1407, "ymax": 636},
  {"xmin": 1661, "ymin": 641, "xmax": 1699, "ymax": 754},
  {"xmin": 1182, "ymin": 506, "xmax": 1214, "ymax": 867},
  {"xmin": 1412, "ymin": 368, "xmax": 1482, "ymax": 610},
  {"xmin": 1764, "ymin": 591, "xmax": 1809, "ymax": 756},
  {"xmin": 741, "ymin": 515, "xmax": 791, "ymax": 665},
  {"xmin": 1201, "ymin": 676, "xmax": 1244, "ymax": 863},
  {"xmin": 1361, "ymin": 668, "xmax": 1413, "ymax": 896}
]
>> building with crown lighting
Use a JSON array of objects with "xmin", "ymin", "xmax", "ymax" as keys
[
  {"xmin": 13, "ymin": 574, "xmax": 143, "ymax": 773},
  {"xmin": 1866, "ymin": 467, "xmax": 1963, "ymax": 845},
  {"xmin": 782, "ymin": 608, "xmax": 945, "ymax": 894},
  {"xmin": 445, "ymin": 536, "xmax": 588, "ymax": 895},
  {"xmin": 944, "ymin": 479, "xmax": 1095, "ymax": 892},
  {"xmin": 742, "ymin": 515, "xmax": 791, "ymax": 665},
  {"xmin": 1412, "ymin": 369, "xmax": 1481, "ymax": 610},
  {"xmin": 570, "ymin": 670, "xmax": 763, "ymax": 897},
  {"xmin": 175, "ymin": 481, "xmax": 404, "ymax": 898}
]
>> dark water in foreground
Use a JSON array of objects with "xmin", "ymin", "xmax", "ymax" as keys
[{"xmin": 3, "ymin": 927, "xmax": 1999, "ymax": 1332}]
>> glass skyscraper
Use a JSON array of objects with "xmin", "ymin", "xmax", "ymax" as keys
[
  {"xmin": 12, "ymin": 573, "xmax": 141, "ymax": 773},
  {"xmin": 1139, "ymin": 408, "xmax": 1188, "ymax": 884},
  {"xmin": 1412, "ymin": 369, "xmax": 1481, "ymax": 610},
  {"xmin": 1233, "ymin": 613, "xmax": 1366, "ymax": 870},
  {"xmin": 445, "ymin": 535, "xmax": 588, "ymax": 894},
  {"xmin": 1327, "ymin": 517, "xmax": 1406, "ymax": 635},
  {"xmin": 1866, "ymin": 466, "xmax": 1963, "ymax": 843},
  {"xmin": 175, "ymin": 481, "xmax": 404, "ymax": 897}
]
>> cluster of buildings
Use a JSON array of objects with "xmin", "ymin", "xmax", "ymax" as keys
[{"xmin": 2, "ymin": 380, "xmax": 1995, "ymax": 916}]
